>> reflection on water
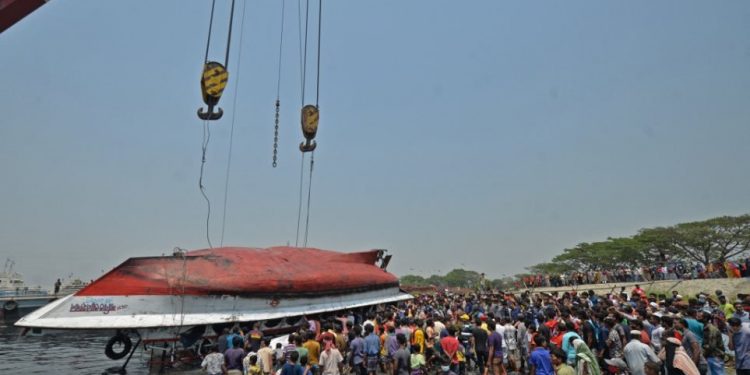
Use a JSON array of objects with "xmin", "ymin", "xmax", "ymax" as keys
[{"xmin": 0, "ymin": 320, "xmax": 186, "ymax": 375}]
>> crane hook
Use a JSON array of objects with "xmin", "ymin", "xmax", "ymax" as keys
[
  {"xmin": 299, "ymin": 104, "xmax": 318, "ymax": 152},
  {"xmin": 197, "ymin": 61, "xmax": 228, "ymax": 121}
]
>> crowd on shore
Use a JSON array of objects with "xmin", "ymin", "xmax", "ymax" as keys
[
  {"xmin": 199, "ymin": 285, "xmax": 750, "ymax": 375},
  {"xmin": 520, "ymin": 258, "xmax": 750, "ymax": 288}
]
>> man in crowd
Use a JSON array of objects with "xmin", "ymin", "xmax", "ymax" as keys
[
  {"xmin": 728, "ymin": 317, "xmax": 750, "ymax": 375},
  {"xmin": 622, "ymin": 330, "xmax": 660, "ymax": 375}
]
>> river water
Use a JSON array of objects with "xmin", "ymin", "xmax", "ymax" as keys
[{"xmin": 0, "ymin": 319, "xmax": 200, "ymax": 375}]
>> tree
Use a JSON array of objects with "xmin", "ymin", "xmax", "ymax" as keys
[
  {"xmin": 705, "ymin": 215, "xmax": 750, "ymax": 263},
  {"xmin": 553, "ymin": 241, "xmax": 618, "ymax": 270},
  {"xmin": 443, "ymin": 268, "xmax": 482, "ymax": 288},
  {"xmin": 400, "ymin": 274, "xmax": 428, "ymax": 286},
  {"xmin": 551, "ymin": 237, "xmax": 652, "ymax": 270},
  {"xmin": 426, "ymin": 274, "xmax": 446, "ymax": 287},
  {"xmin": 526, "ymin": 262, "xmax": 573, "ymax": 275},
  {"xmin": 605, "ymin": 237, "xmax": 651, "ymax": 268},
  {"xmin": 631, "ymin": 215, "xmax": 750, "ymax": 267},
  {"xmin": 634, "ymin": 226, "xmax": 677, "ymax": 263}
]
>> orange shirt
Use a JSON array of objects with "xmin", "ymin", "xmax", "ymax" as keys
[{"xmin": 551, "ymin": 333, "xmax": 564, "ymax": 348}]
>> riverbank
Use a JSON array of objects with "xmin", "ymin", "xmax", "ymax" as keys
[{"xmin": 522, "ymin": 277, "xmax": 750, "ymax": 299}]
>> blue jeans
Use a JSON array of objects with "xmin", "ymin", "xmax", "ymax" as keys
[{"xmin": 706, "ymin": 356, "xmax": 724, "ymax": 375}]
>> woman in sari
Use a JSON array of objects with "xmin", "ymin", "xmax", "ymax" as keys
[
  {"xmin": 658, "ymin": 337, "xmax": 699, "ymax": 375},
  {"xmin": 572, "ymin": 339, "xmax": 601, "ymax": 375}
]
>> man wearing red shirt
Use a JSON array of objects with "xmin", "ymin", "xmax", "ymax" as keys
[
  {"xmin": 440, "ymin": 326, "xmax": 460, "ymax": 370},
  {"xmin": 550, "ymin": 322, "xmax": 566, "ymax": 348}
]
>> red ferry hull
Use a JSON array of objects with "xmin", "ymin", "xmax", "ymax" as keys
[{"xmin": 16, "ymin": 246, "xmax": 411, "ymax": 329}]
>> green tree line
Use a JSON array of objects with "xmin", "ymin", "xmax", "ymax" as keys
[
  {"xmin": 400, "ymin": 214, "xmax": 749, "ymax": 287},
  {"xmin": 400, "ymin": 269, "xmax": 517, "ymax": 290},
  {"xmin": 528, "ymin": 214, "xmax": 750, "ymax": 274}
]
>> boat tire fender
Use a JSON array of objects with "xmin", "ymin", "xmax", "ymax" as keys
[
  {"xmin": 3, "ymin": 300, "xmax": 18, "ymax": 312},
  {"xmin": 105, "ymin": 333, "xmax": 132, "ymax": 360},
  {"xmin": 198, "ymin": 338, "xmax": 213, "ymax": 356}
]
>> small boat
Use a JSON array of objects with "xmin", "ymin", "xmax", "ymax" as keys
[{"xmin": 58, "ymin": 278, "xmax": 88, "ymax": 296}]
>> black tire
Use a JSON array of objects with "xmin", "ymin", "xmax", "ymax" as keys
[
  {"xmin": 105, "ymin": 333, "xmax": 132, "ymax": 360},
  {"xmin": 3, "ymin": 300, "xmax": 18, "ymax": 312},
  {"xmin": 198, "ymin": 338, "xmax": 213, "ymax": 356}
]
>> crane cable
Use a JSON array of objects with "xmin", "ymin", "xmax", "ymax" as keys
[
  {"xmin": 315, "ymin": 0, "xmax": 322, "ymax": 108},
  {"xmin": 273, "ymin": 0, "xmax": 286, "ymax": 168},
  {"xmin": 295, "ymin": 0, "xmax": 322, "ymax": 247},
  {"xmin": 294, "ymin": 152, "xmax": 305, "ymax": 247},
  {"xmin": 303, "ymin": 0, "xmax": 322, "ymax": 248},
  {"xmin": 199, "ymin": 0, "xmax": 236, "ymax": 249},
  {"xmin": 294, "ymin": 0, "xmax": 309, "ymax": 247},
  {"xmin": 220, "ymin": 0, "xmax": 248, "ymax": 247}
]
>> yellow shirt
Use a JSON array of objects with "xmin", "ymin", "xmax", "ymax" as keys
[
  {"xmin": 555, "ymin": 363, "xmax": 575, "ymax": 375},
  {"xmin": 413, "ymin": 328, "xmax": 425, "ymax": 354},
  {"xmin": 303, "ymin": 340, "xmax": 321, "ymax": 365},
  {"xmin": 721, "ymin": 303, "xmax": 736, "ymax": 317}
]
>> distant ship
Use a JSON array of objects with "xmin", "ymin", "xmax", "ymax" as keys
[{"xmin": 0, "ymin": 260, "xmax": 56, "ymax": 319}]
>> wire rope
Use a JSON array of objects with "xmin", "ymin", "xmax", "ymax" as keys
[
  {"xmin": 301, "ymin": 0, "xmax": 310, "ymax": 105},
  {"xmin": 198, "ymin": 0, "xmax": 237, "ymax": 249},
  {"xmin": 303, "ymin": 0, "xmax": 322, "ymax": 246},
  {"xmin": 224, "ymin": 0, "xmax": 236, "ymax": 68},
  {"xmin": 199, "ymin": 120, "xmax": 213, "ymax": 249},
  {"xmin": 273, "ymin": 0, "xmax": 286, "ymax": 168},
  {"xmin": 315, "ymin": 0, "xmax": 322, "ymax": 107},
  {"xmin": 294, "ymin": 152, "xmax": 306, "ymax": 247},
  {"xmin": 296, "ymin": 0, "xmax": 322, "ymax": 248},
  {"xmin": 220, "ymin": 0, "xmax": 247, "ymax": 247},
  {"xmin": 303, "ymin": 152, "xmax": 314, "ymax": 247},
  {"xmin": 297, "ymin": 0, "xmax": 304, "ymax": 103},
  {"xmin": 204, "ymin": 0, "xmax": 217, "ymax": 63},
  {"xmin": 198, "ymin": 0, "xmax": 218, "ymax": 249},
  {"xmin": 276, "ymin": 0, "xmax": 286, "ymax": 99}
]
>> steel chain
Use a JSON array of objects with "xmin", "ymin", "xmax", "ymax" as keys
[{"xmin": 273, "ymin": 99, "xmax": 280, "ymax": 167}]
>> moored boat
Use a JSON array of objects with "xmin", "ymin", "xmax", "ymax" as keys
[{"xmin": 0, "ymin": 260, "xmax": 56, "ymax": 320}]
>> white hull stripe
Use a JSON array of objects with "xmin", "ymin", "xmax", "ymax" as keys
[{"xmin": 16, "ymin": 288, "xmax": 412, "ymax": 329}]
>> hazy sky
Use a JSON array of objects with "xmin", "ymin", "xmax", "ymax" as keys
[{"xmin": 1, "ymin": 1, "xmax": 749, "ymax": 288}]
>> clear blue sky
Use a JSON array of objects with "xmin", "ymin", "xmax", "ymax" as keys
[{"xmin": 1, "ymin": 0, "xmax": 749, "ymax": 288}]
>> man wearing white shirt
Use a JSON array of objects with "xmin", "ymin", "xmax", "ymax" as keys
[{"xmin": 623, "ymin": 331, "xmax": 660, "ymax": 375}]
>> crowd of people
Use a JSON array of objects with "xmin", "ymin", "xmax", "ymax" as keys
[
  {"xmin": 520, "ymin": 258, "xmax": 750, "ymax": 288},
  {"xmin": 200, "ymin": 286, "xmax": 750, "ymax": 375}
]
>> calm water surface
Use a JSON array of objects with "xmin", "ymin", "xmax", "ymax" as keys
[{"xmin": 0, "ymin": 320, "xmax": 200, "ymax": 375}]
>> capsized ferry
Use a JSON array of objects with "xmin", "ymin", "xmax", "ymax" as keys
[{"xmin": 16, "ymin": 246, "xmax": 411, "ymax": 362}]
